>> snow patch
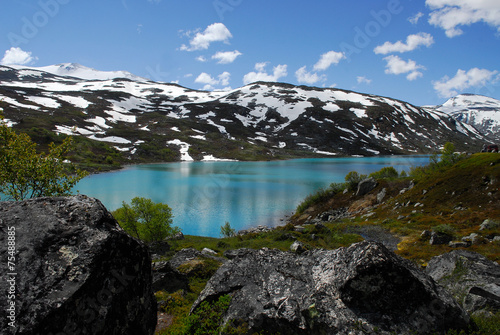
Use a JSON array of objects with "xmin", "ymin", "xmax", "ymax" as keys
[{"xmin": 167, "ymin": 139, "xmax": 194, "ymax": 161}]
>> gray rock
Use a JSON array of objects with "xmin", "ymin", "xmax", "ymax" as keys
[
  {"xmin": 168, "ymin": 231, "xmax": 185, "ymax": 240},
  {"xmin": 430, "ymin": 231, "xmax": 453, "ymax": 245},
  {"xmin": 192, "ymin": 242, "xmax": 470, "ymax": 334},
  {"xmin": 377, "ymin": 187, "xmax": 387, "ymax": 203},
  {"xmin": 152, "ymin": 261, "xmax": 189, "ymax": 293},
  {"xmin": 0, "ymin": 196, "xmax": 157, "ymax": 335},
  {"xmin": 202, "ymin": 247, "xmax": 217, "ymax": 255},
  {"xmin": 224, "ymin": 248, "xmax": 254, "ymax": 260},
  {"xmin": 427, "ymin": 250, "xmax": 500, "ymax": 314},
  {"xmin": 169, "ymin": 248, "xmax": 225, "ymax": 271},
  {"xmin": 448, "ymin": 241, "xmax": 470, "ymax": 248},
  {"xmin": 480, "ymin": 219, "xmax": 499, "ymax": 231},
  {"xmin": 290, "ymin": 240, "xmax": 306, "ymax": 254},
  {"xmin": 294, "ymin": 225, "xmax": 306, "ymax": 233},
  {"xmin": 462, "ymin": 233, "xmax": 488, "ymax": 245},
  {"xmin": 356, "ymin": 177, "xmax": 378, "ymax": 196}
]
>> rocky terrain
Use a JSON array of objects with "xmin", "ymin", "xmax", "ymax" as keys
[{"xmin": 0, "ymin": 64, "xmax": 491, "ymax": 167}]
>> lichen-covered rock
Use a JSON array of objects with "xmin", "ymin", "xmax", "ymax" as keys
[
  {"xmin": 192, "ymin": 241, "xmax": 470, "ymax": 334},
  {"xmin": 0, "ymin": 196, "xmax": 157, "ymax": 335},
  {"xmin": 426, "ymin": 250, "xmax": 500, "ymax": 314}
]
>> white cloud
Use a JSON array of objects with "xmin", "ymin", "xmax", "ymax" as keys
[
  {"xmin": 243, "ymin": 63, "xmax": 288, "ymax": 85},
  {"xmin": 426, "ymin": 0, "xmax": 500, "ymax": 37},
  {"xmin": 374, "ymin": 33, "xmax": 434, "ymax": 54},
  {"xmin": 295, "ymin": 66, "xmax": 326, "ymax": 85},
  {"xmin": 180, "ymin": 23, "xmax": 232, "ymax": 51},
  {"xmin": 433, "ymin": 68, "xmax": 499, "ymax": 97},
  {"xmin": 255, "ymin": 62, "xmax": 268, "ymax": 72},
  {"xmin": 384, "ymin": 55, "xmax": 425, "ymax": 81},
  {"xmin": 357, "ymin": 76, "xmax": 372, "ymax": 84},
  {"xmin": 409, "ymin": 12, "xmax": 425, "ymax": 24},
  {"xmin": 313, "ymin": 51, "xmax": 346, "ymax": 71},
  {"xmin": 196, "ymin": 56, "xmax": 208, "ymax": 62},
  {"xmin": 1, "ymin": 47, "xmax": 38, "ymax": 66},
  {"xmin": 212, "ymin": 50, "xmax": 242, "ymax": 64},
  {"xmin": 195, "ymin": 71, "xmax": 231, "ymax": 90}
]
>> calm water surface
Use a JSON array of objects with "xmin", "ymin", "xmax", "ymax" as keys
[{"xmin": 75, "ymin": 156, "xmax": 430, "ymax": 237}]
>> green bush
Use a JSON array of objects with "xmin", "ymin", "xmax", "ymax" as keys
[
  {"xmin": 433, "ymin": 224, "xmax": 455, "ymax": 236},
  {"xmin": 369, "ymin": 166, "xmax": 399, "ymax": 180},
  {"xmin": 220, "ymin": 221, "xmax": 236, "ymax": 238},
  {"xmin": 184, "ymin": 294, "xmax": 232, "ymax": 335},
  {"xmin": 0, "ymin": 118, "xmax": 88, "ymax": 200},
  {"xmin": 113, "ymin": 197, "xmax": 180, "ymax": 243},
  {"xmin": 345, "ymin": 171, "xmax": 366, "ymax": 191}
]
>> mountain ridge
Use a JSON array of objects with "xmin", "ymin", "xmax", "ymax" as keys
[
  {"xmin": 0, "ymin": 64, "xmax": 492, "ymax": 166},
  {"xmin": 433, "ymin": 93, "xmax": 500, "ymax": 141}
]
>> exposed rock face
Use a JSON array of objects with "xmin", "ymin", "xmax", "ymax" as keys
[
  {"xmin": 426, "ymin": 250, "xmax": 500, "ymax": 314},
  {"xmin": 0, "ymin": 196, "xmax": 157, "ymax": 335},
  {"xmin": 356, "ymin": 177, "xmax": 378, "ymax": 196},
  {"xmin": 192, "ymin": 241, "xmax": 470, "ymax": 335}
]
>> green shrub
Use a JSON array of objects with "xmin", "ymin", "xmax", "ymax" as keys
[
  {"xmin": 369, "ymin": 166, "xmax": 399, "ymax": 180},
  {"xmin": 113, "ymin": 197, "xmax": 180, "ymax": 243},
  {"xmin": 184, "ymin": 294, "xmax": 232, "ymax": 335},
  {"xmin": 0, "ymin": 121, "xmax": 88, "ymax": 200},
  {"xmin": 220, "ymin": 221, "xmax": 236, "ymax": 238},
  {"xmin": 433, "ymin": 224, "xmax": 455, "ymax": 236}
]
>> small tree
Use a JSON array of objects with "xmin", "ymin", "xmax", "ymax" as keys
[
  {"xmin": 112, "ymin": 197, "xmax": 179, "ymax": 243},
  {"xmin": 430, "ymin": 142, "xmax": 461, "ymax": 168},
  {"xmin": 440, "ymin": 142, "xmax": 460, "ymax": 165},
  {"xmin": 220, "ymin": 221, "xmax": 236, "ymax": 238},
  {"xmin": 344, "ymin": 171, "xmax": 366, "ymax": 191},
  {"xmin": 0, "ymin": 113, "xmax": 87, "ymax": 200}
]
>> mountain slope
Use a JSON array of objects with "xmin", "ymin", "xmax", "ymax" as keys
[
  {"xmin": 435, "ymin": 94, "xmax": 500, "ymax": 142},
  {"xmin": 9, "ymin": 63, "xmax": 148, "ymax": 82},
  {"xmin": 0, "ymin": 64, "xmax": 487, "ymax": 164}
]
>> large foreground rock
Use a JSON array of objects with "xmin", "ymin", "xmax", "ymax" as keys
[
  {"xmin": 426, "ymin": 250, "xmax": 500, "ymax": 314},
  {"xmin": 192, "ymin": 242, "xmax": 470, "ymax": 335},
  {"xmin": 0, "ymin": 196, "xmax": 157, "ymax": 335}
]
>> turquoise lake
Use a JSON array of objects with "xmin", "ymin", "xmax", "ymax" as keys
[{"xmin": 74, "ymin": 156, "xmax": 430, "ymax": 237}]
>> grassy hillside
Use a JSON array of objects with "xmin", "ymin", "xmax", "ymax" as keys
[{"xmin": 291, "ymin": 152, "xmax": 500, "ymax": 264}]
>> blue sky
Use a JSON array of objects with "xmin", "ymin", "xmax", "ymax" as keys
[{"xmin": 1, "ymin": 0, "xmax": 500, "ymax": 106}]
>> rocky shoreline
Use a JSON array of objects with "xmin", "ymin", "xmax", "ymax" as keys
[{"xmin": 1, "ymin": 195, "xmax": 499, "ymax": 334}]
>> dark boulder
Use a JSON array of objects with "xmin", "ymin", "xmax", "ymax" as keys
[
  {"xmin": 430, "ymin": 231, "xmax": 453, "ymax": 245},
  {"xmin": 192, "ymin": 241, "xmax": 470, "ymax": 334},
  {"xmin": 0, "ymin": 196, "xmax": 157, "ymax": 335},
  {"xmin": 152, "ymin": 261, "xmax": 189, "ymax": 293},
  {"xmin": 426, "ymin": 250, "xmax": 500, "ymax": 314},
  {"xmin": 356, "ymin": 177, "xmax": 378, "ymax": 196}
]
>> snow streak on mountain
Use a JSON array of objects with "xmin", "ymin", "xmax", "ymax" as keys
[
  {"xmin": 435, "ymin": 94, "xmax": 500, "ymax": 142},
  {"xmin": 0, "ymin": 64, "xmax": 489, "ymax": 162}
]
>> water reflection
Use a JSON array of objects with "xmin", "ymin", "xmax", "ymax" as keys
[{"xmin": 75, "ymin": 156, "xmax": 429, "ymax": 237}]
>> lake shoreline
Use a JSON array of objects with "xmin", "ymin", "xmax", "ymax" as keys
[{"xmin": 75, "ymin": 155, "xmax": 431, "ymax": 237}]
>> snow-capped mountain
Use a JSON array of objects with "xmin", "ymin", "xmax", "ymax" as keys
[
  {"xmin": 434, "ymin": 94, "xmax": 500, "ymax": 142},
  {"xmin": 0, "ymin": 64, "xmax": 488, "ymax": 163},
  {"xmin": 9, "ymin": 63, "xmax": 148, "ymax": 82}
]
